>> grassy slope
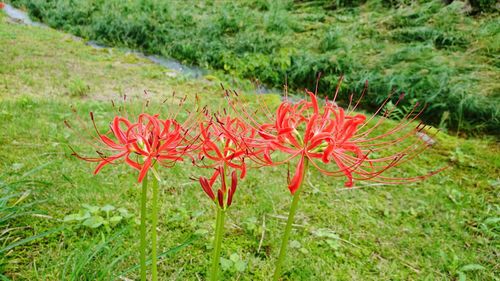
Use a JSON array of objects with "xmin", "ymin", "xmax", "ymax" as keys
[
  {"xmin": 6, "ymin": 0, "xmax": 500, "ymax": 133},
  {"xmin": 1, "ymin": 12, "xmax": 499, "ymax": 281}
]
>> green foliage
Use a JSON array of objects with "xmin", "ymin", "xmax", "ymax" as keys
[
  {"xmin": 64, "ymin": 204, "xmax": 133, "ymax": 232},
  {"xmin": 7, "ymin": 0, "xmax": 500, "ymax": 134},
  {"xmin": 382, "ymin": 98, "xmax": 419, "ymax": 121},
  {"xmin": 66, "ymin": 78, "xmax": 89, "ymax": 97},
  {"xmin": 0, "ymin": 167, "xmax": 63, "ymax": 277},
  {"xmin": 220, "ymin": 253, "xmax": 247, "ymax": 273},
  {"xmin": 469, "ymin": 0, "xmax": 498, "ymax": 13},
  {"xmin": 0, "ymin": 188, "xmax": 38, "ymax": 269},
  {"xmin": 312, "ymin": 228, "xmax": 341, "ymax": 250},
  {"xmin": 1, "ymin": 13, "xmax": 499, "ymax": 280},
  {"xmin": 60, "ymin": 230, "xmax": 130, "ymax": 281}
]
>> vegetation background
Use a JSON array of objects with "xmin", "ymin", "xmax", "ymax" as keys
[
  {"xmin": 1, "ymin": 0, "xmax": 499, "ymax": 280},
  {"xmin": 7, "ymin": 0, "xmax": 500, "ymax": 134}
]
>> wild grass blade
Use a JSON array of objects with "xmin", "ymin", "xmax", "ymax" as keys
[
  {"xmin": 118, "ymin": 234, "xmax": 200, "ymax": 277},
  {"xmin": 0, "ymin": 226, "xmax": 65, "ymax": 254}
]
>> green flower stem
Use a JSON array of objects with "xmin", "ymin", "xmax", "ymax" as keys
[
  {"xmin": 139, "ymin": 174, "xmax": 148, "ymax": 281},
  {"xmin": 273, "ymin": 158, "xmax": 309, "ymax": 281},
  {"xmin": 151, "ymin": 167, "xmax": 160, "ymax": 281},
  {"xmin": 210, "ymin": 207, "xmax": 226, "ymax": 281}
]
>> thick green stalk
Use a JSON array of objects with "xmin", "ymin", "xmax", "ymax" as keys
[
  {"xmin": 210, "ymin": 207, "xmax": 226, "ymax": 281},
  {"xmin": 151, "ymin": 168, "xmax": 160, "ymax": 281},
  {"xmin": 139, "ymin": 174, "xmax": 148, "ymax": 281},
  {"xmin": 273, "ymin": 158, "xmax": 309, "ymax": 281}
]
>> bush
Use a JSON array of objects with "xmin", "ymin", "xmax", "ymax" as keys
[{"xmin": 469, "ymin": 0, "xmax": 498, "ymax": 13}]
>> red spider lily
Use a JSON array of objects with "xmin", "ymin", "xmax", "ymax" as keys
[
  {"xmin": 0, "ymin": 3, "xmax": 4, "ymax": 9},
  {"xmin": 258, "ymin": 90, "xmax": 367, "ymax": 193},
  {"xmin": 238, "ymin": 78, "xmax": 442, "ymax": 194},
  {"xmin": 197, "ymin": 114, "xmax": 260, "ymax": 209},
  {"xmin": 68, "ymin": 113, "xmax": 192, "ymax": 182},
  {"xmin": 199, "ymin": 167, "xmax": 239, "ymax": 209},
  {"xmin": 220, "ymin": 78, "xmax": 445, "ymax": 281},
  {"xmin": 195, "ymin": 114, "xmax": 263, "ymax": 281}
]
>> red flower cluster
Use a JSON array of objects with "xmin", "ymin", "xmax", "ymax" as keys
[
  {"xmin": 68, "ymin": 82, "xmax": 442, "ymax": 281},
  {"xmin": 0, "ymin": 3, "xmax": 4, "ymax": 10},
  {"xmin": 229, "ymin": 80, "xmax": 440, "ymax": 195},
  {"xmin": 197, "ymin": 115, "xmax": 259, "ymax": 209},
  {"xmin": 69, "ymin": 113, "xmax": 191, "ymax": 182},
  {"xmin": 258, "ymin": 90, "xmax": 369, "ymax": 193},
  {"xmin": 71, "ymin": 80, "xmax": 440, "ymax": 207}
]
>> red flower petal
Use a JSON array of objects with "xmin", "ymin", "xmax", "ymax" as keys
[
  {"xmin": 93, "ymin": 151, "xmax": 127, "ymax": 174},
  {"xmin": 240, "ymin": 162, "xmax": 247, "ymax": 179},
  {"xmin": 217, "ymin": 189, "xmax": 224, "ymax": 208},
  {"xmin": 288, "ymin": 155, "xmax": 305, "ymax": 194},
  {"xmin": 307, "ymin": 90, "xmax": 319, "ymax": 114},
  {"xmin": 322, "ymin": 144, "xmax": 334, "ymax": 163},
  {"xmin": 199, "ymin": 177, "xmax": 215, "ymax": 200},
  {"xmin": 125, "ymin": 154, "xmax": 141, "ymax": 171},
  {"xmin": 209, "ymin": 168, "xmax": 221, "ymax": 186},
  {"xmin": 112, "ymin": 117, "xmax": 131, "ymax": 144},
  {"xmin": 221, "ymin": 168, "xmax": 227, "ymax": 193},
  {"xmin": 227, "ymin": 171, "xmax": 238, "ymax": 207},
  {"xmin": 137, "ymin": 157, "xmax": 152, "ymax": 183},
  {"xmin": 99, "ymin": 135, "xmax": 122, "ymax": 150}
]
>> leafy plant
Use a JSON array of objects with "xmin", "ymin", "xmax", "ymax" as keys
[
  {"xmin": 312, "ymin": 228, "xmax": 341, "ymax": 250},
  {"xmin": 382, "ymin": 98, "xmax": 419, "ymax": 121},
  {"xmin": 220, "ymin": 253, "xmax": 247, "ymax": 273},
  {"xmin": 63, "ymin": 204, "xmax": 133, "ymax": 232}
]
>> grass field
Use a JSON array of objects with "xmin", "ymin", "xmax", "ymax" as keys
[{"xmin": 1, "ymin": 9, "xmax": 499, "ymax": 281}]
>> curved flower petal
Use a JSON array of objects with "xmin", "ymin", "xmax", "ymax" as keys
[
  {"xmin": 288, "ymin": 155, "xmax": 305, "ymax": 194},
  {"xmin": 137, "ymin": 157, "xmax": 152, "ymax": 183},
  {"xmin": 199, "ymin": 177, "xmax": 215, "ymax": 201},
  {"xmin": 93, "ymin": 151, "xmax": 128, "ymax": 174},
  {"xmin": 227, "ymin": 171, "xmax": 238, "ymax": 207},
  {"xmin": 217, "ymin": 189, "xmax": 224, "ymax": 208}
]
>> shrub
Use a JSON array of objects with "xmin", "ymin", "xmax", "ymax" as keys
[{"xmin": 469, "ymin": 0, "xmax": 498, "ymax": 13}]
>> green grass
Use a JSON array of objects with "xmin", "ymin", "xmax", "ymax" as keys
[
  {"xmin": 6, "ymin": 0, "xmax": 500, "ymax": 134},
  {"xmin": 1, "ymin": 10, "xmax": 499, "ymax": 281}
]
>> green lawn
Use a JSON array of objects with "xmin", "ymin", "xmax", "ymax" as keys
[{"xmin": 1, "ymin": 11, "xmax": 499, "ymax": 281}]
